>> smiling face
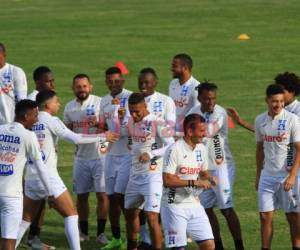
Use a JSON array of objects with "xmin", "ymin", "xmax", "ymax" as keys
[
  {"xmin": 129, "ymin": 102, "xmax": 148, "ymax": 123},
  {"xmin": 138, "ymin": 73, "xmax": 157, "ymax": 97},
  {"xmin": 106, "ymin": 73, "xmax": 124, "ymax": 97},
  {"xmin": 198, "ymin": 89, "xmax": 217, "ymax": 113},
  {"xmin": 266, "ymin": 93, "xmax": 284, "ymax": 116},
  {"xmin": 188, "ymin": 121, "xmax": 207, "ymax": 144},
  {"xmin": 73, "ymin": 76, "xmax": 92, "ymax": 102}
]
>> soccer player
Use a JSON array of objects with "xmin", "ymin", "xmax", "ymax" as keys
[
  {"xmin": 161, "ymin": 113, "xmax": 215, "ymax": 250},
  {"xmin": 0, "ymin": 42, "xmax": 27, "ymax": 125},
  {"xmin": 99, "ymin": 66, "xmax": 132, "ymax": 249},
  {"xmin": 16, "ymin": 90, "xmax": 117, "ymax": 250},
  {"xmin": 255, "ymin": 84, "xmax": 300, "ymax": 250},
  {"xmin": 0, "ymin": 100, "xmax": 52, "ymax": 250},
  {"xmin": 64, "ymin": 74, "xmax": 109, "ymax": 244},
  {"xmin": 27, "ymin": 66, "xmax": 55, "ymax": 101},
  {"xmin": 168, "ymin": 53, "xmax": 200, "ymax": 134},
  {"xmin": 188, "ymin": 82, "xmax": 244, "ymax": 250},
  {"xmin": 124, "ymin": 93, "xmax": 174, "ymax": 250},
  {"xmin": 138, "ymin": 67, "xmax": 176, "ymax": 249}
]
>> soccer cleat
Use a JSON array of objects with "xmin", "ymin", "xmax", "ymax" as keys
[
  {"xmin": 101, "ymin": 237, "xmax": 122, "ymax": 249},
  {"xmin": 96, "ymin": 233, "xmax": 109, "ymax": 244},
  {"xmin": 79, "ymin": 232, "xmax": 90, "ymax": 242},
  {"xmin": 27, "ymin": 236, "xmax": 56, "ymax": 250},
  {"xmin": 137, "ymin": 241, "xmax": 152, "ymax": 250},
  {"xmin": 120, "ymin": 239, "xmax": 127, "ymax": 250}
]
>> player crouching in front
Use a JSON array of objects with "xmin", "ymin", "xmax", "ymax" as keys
[{"xmin": 161, "ymin": 114, "xmax": 216, "ymax": 250}]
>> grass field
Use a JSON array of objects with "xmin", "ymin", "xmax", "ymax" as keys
[{"xmin": 2, "ymin": 0, "xmax": 300, "ymax": 249}]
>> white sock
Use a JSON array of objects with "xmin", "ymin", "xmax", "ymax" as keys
[
  {"xmin": 64, "ymin": 215, "xmax": 81, "ymax": 250},
  {"xmin": 15, "ymin": 220, "xmax": 31, "ymax": 248},
  {"xmin": 139, "ymin": 224, "xmax": 151, "ymax": 245}
]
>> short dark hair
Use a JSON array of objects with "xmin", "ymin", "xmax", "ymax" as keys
[
  {"xmin": 15, "ymin": 99, "xmax": 37, "ymax": 121},
  {"xmin": 105, "ymin": 66, "xmax": 121, "ymax": 76},
  {"xmin": 73, "ymin": 73, "xmax": 91, "ymax": 85},
  {"xmin": 274, "ymin": 72, "xmax": 300, "ymax": 96},
  {"xmin": 33, "ymin": 66, "xmax": 51, "ymax": 82},
  {"xmin": 128, "ymin": 92, "xmax": 145, "ymax": 105},
  {"xmin": 36, "ymin": 90, "xmax": 56, "ymax": 108},
  {"xmin": 266, "ymin": 84, "xmax": 284, "ymax": 97},
  {"xmin": 183, "ymin": 114, "xmax": 205, "ymax": 135},
  {"xmin": 0, "ymin": 43, "xmax": 6, "ymax": 53},
  {"xmin": 174, "ymin": 53, "xmax": 193, "ymax": 70},
  {"xmin": 139, "ymin": 67, "xmax": 158, "ymax": 80},
  {"xmin": 196, "ymin": 81, "xmax": 218, "ymax": 96}
]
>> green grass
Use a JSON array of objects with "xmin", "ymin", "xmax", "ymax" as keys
[{"xmin": 2, "ymin": 0, "xmax": 300, "ymax": 249}]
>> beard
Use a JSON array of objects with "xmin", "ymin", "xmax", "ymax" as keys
[{"xmin": 76, "ymin": 92, "xmax": 89, "ymax": 101}]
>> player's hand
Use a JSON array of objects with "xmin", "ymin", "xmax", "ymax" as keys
[
  {"xmin": 111, "ymin": 98, "xmax": 120, "ymax": 105},
  {"xmin": 208, "ymin": 176, "xmax": 218, "ymax": 186},
  {"xmin": 195, "ymin": 179, "xmax": 211, "ymax": 189},
  {"xmin": 227, "ymin": 107, "xmax": 241, "ymax": 124},
  {"xmin": 139, "ymin": 152, "xmax": 151, "ymax": 163},
  {"xmin": 48, "ymin": 196, "xmax": 55, "ymax": 209},
  {"xmin": 105, "ymin": 131, "xmax": 119, "ymax": 142},
  {"xmin": 118, "ymin": 107, "xmax": 126, "ymax": 120},
  {"xmin": 284, "ymin": 174, "xmax": 296, "ymax": 191}
]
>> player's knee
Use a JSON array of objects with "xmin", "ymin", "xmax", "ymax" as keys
[
  {"xmin": 260, "ymin": 212, "xmax": 272, "ymax": 224},
  {"xmin": 146, "ymin": 212, "xmax": 159, "ymax": 228},
  {"xmin": 96, "ymin": 192, "xmax": 108, "ymax": 203},
  {"xmin": 77, "ymin": 193, "xmax": 89, "ymax": 203},
  {"xmin": 204, "ymin": 208, "xmax": 214, "ymax": 217},
  {"xmin": 220, "ymin": 207, "xmax": 233, "ymax": 217},
  {"xmin": 197, "ymin": 239, "xmax": 215, "ymax": 250}
]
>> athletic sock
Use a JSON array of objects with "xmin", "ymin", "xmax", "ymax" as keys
[
  {"xmin": 293, "ymin": 247, "xmax": 300, "ymax": 250},
  {"xmin": 79, "ymin": 220, "xmax": 88, "ymax": 235},
  {"xmin": 127, "ymin": 239, "xmax": 138, "ymax": 250},
  {"xmin": 139, "ymin": 224, "xmax": 151, "ymax": 245},
  {"xmin": 234, "ymin": 239, "xmax": 245, "ymax": 250},
  {"xmin": 111, "ymin": 225, "xmax": 121, "ymax": 239},
  {"xmin": 64, "ymin": 215, "xmax": 81, "ymax": 250},
  {"xmin": 28, "ymin": 224, "xmax": 41, "ymax": 238},
  {"xmin": 16, "ymin": 220, "xmax": 31, "ymax": 247},
  {"xmin": 97, "ymin": 219, "xmax": 106, "ymax": 236},
  {"xmin": 215, "ymin": 238, "xmax": 224, "ymax": 250},
  {"xmin": 261, "ymin": 248, "xmax": 270, "ymax": 250}
]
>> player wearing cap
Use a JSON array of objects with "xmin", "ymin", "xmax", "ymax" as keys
[
  {"xmin": 99, "ymin": 66, "xmax": 132, "ymax": 249},
  {"xmin": 0, "ymin": 42, "xmax": 27, "ymax": 125},
  {"xmin": 188, "ymin": 82, "xmax": 244, "ymax": 250},
  {"xmin": 0, "ymin": 100, "xmax": 52, "ymax": 250},
  {"xmin": 64, "ymin": 74, "xmax": 109, "ymax": 244},
  {"xmin": 168, "ymin": 53, "xmax": 200, "ymax": 134},
  {"xmin": 123, "ymin": 93, "xmax": 174, "ymax": 250},
  {"xmin": 255, "ymin": 84, "xmax": 300, "ymax": 250},
  {"xmin": 16, "ymin": 90, "xmax": 117, "ymax": 250},
  {"xmin": 138, "ymin": 67, "xmax": 176, "ymax": 249},
  {"xmin": 161, "ymin": 113, "xmax": 215, "ymax": 250},
  {"xmin": 27, "ymin": 66, "xmax": 55, "ymax": 101}
]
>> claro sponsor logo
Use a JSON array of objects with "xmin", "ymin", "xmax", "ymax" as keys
[
  {"xmin": 179, "ymin": 166, "xmax": 201, "ymax": 175},
  {"xmin": 263, "ymin": 133, "xmax": 288, "ymax": 142}
]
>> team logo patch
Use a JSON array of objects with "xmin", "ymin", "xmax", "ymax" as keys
[
  {"xmin": 0, "ymin": 164, "xmax": 13, "ymax": 176},
  {"xmin": 277, "ymin": 119, "xmax": 287, "ymax": 131}
]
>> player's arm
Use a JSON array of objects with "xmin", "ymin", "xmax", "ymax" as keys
[
  {"xmin": 13, "ymin": 67, "xmax": 27, "ymax": 101},
  {"xmin": 199, "ymin": 170, "xmax": 217, "ymax": 186},
  {"xmin": 256, "ymin": 141, "xmax": 264, "ymax": 191},
  {"xmin": 52, "ymin": 117, "xmax": 118, "ymax": 144},
  {"xmin": 227, "ymin": 107, "xmax": 255, "ymax": 132}
]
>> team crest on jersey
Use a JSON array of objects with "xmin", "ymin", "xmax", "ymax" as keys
[
  {"xmin": 278, "ymin": 119, "xmax": 287, "ymax": 131},
  {"xmin": 213, "ymin": 134, "xmax": 224, "ymax": 165},
  {"xmin": 180, "ymin": 85, "xmax": 189, "ymax": 96},
  {"xmin": 120, "ymin": 97, "xmax": 127, "ymax": 107},
  {"xmin": 86, "ymin": 105, "xmax": 95, "ymax": 116},
  {"xmin": 153, "ymin": 101, "xmax": 163, "ymax": 113},
  {"xmin": 0, "ymin": 164, "xmax": 13, "ymax": 176}
]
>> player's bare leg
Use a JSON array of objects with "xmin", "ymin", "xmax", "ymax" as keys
[
  {"xmin": 1, "ymin": 239, "xmax": 15, "ymax": 250},
  {"xmin": 145, "ymin": 211, "xmax": 162, "ymax": 250},
  {"xmin": 125, "ymin": 208, "xmax": 140, "ymax": 250},
  {"xmin": 198, "ymin": 239, "xmax": 215, "ymax": 250},
  {"xmin": 260, "ymin": 211, "xmax": 273, "ymax": 249},
  {"xmin": 77, "ymin": 193, "xmax": 90, "ymax": 240},
  {"xmin": 108, "ymin": 194, "xmax": 122, "ymax": 238},
  {"xmin": 28, "ymin": 200, "xmax": 45, "ymax": 240},
  {"xmin": 205, "ymin": 208, "xmax": 223, "ymax": 249},
  {"xmin": 220, "ymin": 207, "xmax": 244, "ymax": 249},
  {"xmin": 286, "ymin": 212, "xmax": 300, "ymax": 248},
  {"xmin": 95, "ymin": 192, "xmax": 108, "ymax": 241}
]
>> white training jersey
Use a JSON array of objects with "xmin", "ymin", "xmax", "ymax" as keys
[
  {"xmin": 0, "ymin": 122, "xmax": 43, "ymax": 197},
  {"xmin": 285, "ymin": 99, "xmax": 300, "ymax": 117},
  {"xmin": 255, "ymin": 109, "xmax": 300, "ymax": 177},
  {"xmin": 100, "ymin": 88, "xmax": 132, "ymax": 155},
  {"xmin": 125, "ymin": 113, "xmax": 174, "ymax": 183},
  {"xmin": 168, "ymin": 76, "xmax": 200, "ymax": 132},
  {"xmin": 0, "ymin": 63, "xmax": 27, "ymax": 124},
  {"xmin": 64, "ymin": 95, "xmax": 102, "ymax": 160},
  {"xmin": 27, "ymin": 90, "xmax": 39, "ymax": 101},
  {"xmin": 162, "ymin": 138, "xmax": 208, "ymax": 208},
  {"xmin": 188, "ymin": 104, "xmax": 235, "ymax": 170}
]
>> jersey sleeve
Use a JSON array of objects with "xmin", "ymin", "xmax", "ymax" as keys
[
  {"xmin": 165, "ymin": 97, "xmax": 176, "ymax": 124},
  {"xmin": 291, "ymin": 116, "xmax": 300, "ymax": 143},
  {"xmin": 206, "ymin": 110, "xmax": 225, "ymax": 137},
  {"xmin": 13, "ymin": 67, "xmax": 27, "ymax": 101},
  {"xmin": 25, "ymin": 132, "xmax": 43, "ymax": 161},
  {"xmin": 191, "ymin": 85, "xmax": 199, "ymax": 107},
  {"xmin": 255, "ymin": 115, "xmax": 263, "ymax": 142},
  {"xmin": 201, "ymin": 145, "xmax": 209, "ymax": 171},
  {"xmin": 63, "ymin": 105, "xmax": 72, "ymax": 125},
  {"xmin": 163, "ymin": 143, "xmax": 178, "ymax": 174}
]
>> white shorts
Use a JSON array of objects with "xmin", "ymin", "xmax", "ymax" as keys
[
  {"xmin": 259, "ymin": 175, "xmax": 300, "ymax": 213},
  {"xmin": 0, "ymin": 196, "xmax": 23, "ymax": 239},
  {"xmin": 161, "ymin": 205, "xmax": 214, "ymax": 248},
  {"xmin": 25, "ymin": 176, "xmax": 67, "ymax": 200},
  {"xmin": 200, "ymin": 165, "xmax": 235, "ymax": 209},
  {"xmin": 73, "ymin": 158, "xmax": 105, "ymax": 194},
  {"xmin": 125, "ymin": 180, "xmax": 162, "ymax": 213},
  {"xmin": 105, "ymin": 154, "xmax": 131, "ymax": 195}
]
